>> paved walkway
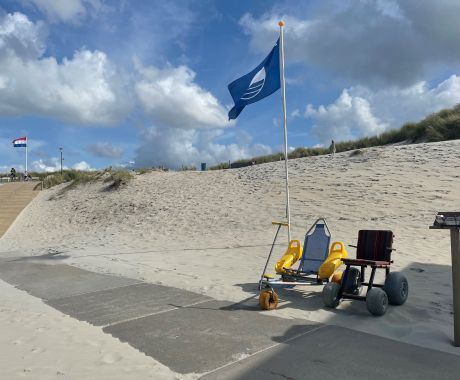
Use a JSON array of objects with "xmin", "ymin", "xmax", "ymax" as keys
[
  {"xmin": 1, "ymin": 256, "xmax": 459, "ymax": 378},
  {"xmin": 0, "ymin": 182, "xmax": 40, "ymax": 238}
]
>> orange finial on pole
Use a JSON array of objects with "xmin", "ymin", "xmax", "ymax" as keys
[{"xmin": 278, "ymin": 21, "xmax": 285, "ymax": 27}]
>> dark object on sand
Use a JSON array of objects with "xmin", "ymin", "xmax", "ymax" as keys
[
  {"xmin": 322, "ymin": 230, "xmax": 408, "ymax": 316},
  {"xmin": 349, "ymin": 149, "xmax": 364, "ymax": 157}
]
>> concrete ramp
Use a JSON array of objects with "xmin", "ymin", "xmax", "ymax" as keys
[
  {"xmin": 0, "ymin": 261, "xmax": 139, "ymax": 300},
  {"xmin": 0, "ymin": 182, "xmax": 40, "ymax": 237},
  {"xmin": 203, "ymin": 325, "xmax": 460, "ymax": 380},
  {"xmin": 103, "ymin": 301, "xmax": 319, "ymax": 374},
  {"xmin": 1, "ymin": 258, "xmax": 460, "ymax": 378}
]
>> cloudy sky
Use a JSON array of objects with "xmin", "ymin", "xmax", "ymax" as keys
[{"xmin": 1, "ymin": 0, "xmax": 460, "ymax": 172}]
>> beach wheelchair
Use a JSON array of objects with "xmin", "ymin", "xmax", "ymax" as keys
[
  {"xmin": 322, "ymin": 230, "xmax": 409, "ymax": 316},
  {"xmin": 258, "ymin": 218, "xmax": 347, "ymax": 310}
]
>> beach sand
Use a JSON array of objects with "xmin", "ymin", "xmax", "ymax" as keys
[{"xmin": 1, "ymin": 140, "xmax": 459, "ymax": 376}]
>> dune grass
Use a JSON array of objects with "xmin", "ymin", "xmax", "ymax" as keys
[
  {"xmin": 37, "ymin": 169, "xmax": 134, "ymax": 194},
  {"xmin": 210, "ymin": 103, "xmax": 460, "ymax": 170},
  {"xmin": 103, "ymin": 170, "xmax": 134, "ymax": 190},
  {"xmin": 42, "ymin": 170, "xmax": 97, "ymax": 190}
]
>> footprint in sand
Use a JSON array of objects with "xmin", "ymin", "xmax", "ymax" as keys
[{"xmin": 100, "ymin": 352, "xmax": 123, "ymax": 364}]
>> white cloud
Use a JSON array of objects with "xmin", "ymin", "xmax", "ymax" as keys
[
  {"xmin": 132, "ymin": 61, "xmax": 268, "ymax": 168},
  {"xmin": 27, "ymin": 158, "xmax": 94, "ymax": 172},
  {"xmin": 349, "ymin": 75, "xmax": 460, "ymax": 126},
  {"xmin": 27, "ymin": 0, "xmax": 86, "ymax": 22},
  {"xmin": 290, "ymin": 109, "xmax": 301, "ymax": 118},
  {"xmin": 306, "ymin": 90, "xmax": 388, "ymax": 143},
  {"xmin": 87, "ymin": 142, "xmax": 124, "ymax": 158},
  {"xmin": 23, "ymin": 0, "xmax": 106, "ymax": 23},
  {"xmin": 133, "ymin": 62, "xmax": 249, "ymax": 168},
  {"xmin": 239, "ymin": 13, "xmax": 312, "ymax": 60},
  {"xmin": 134, "ymin": 126, "xmax": 271, "ymax": 169},
  {"xmin": 30, "ymin": 157, "xmax": 65, "ymax": 172},
  {"xmin": 73, "ymin": 161, "xmax": 94, "ymax": 171},
  {"xmin": 305, "ymin": 75, "xmax": 460, "ymax": 143},
  {"xmin": 0, "ymin": 12, "xmax": 46, "ymax": 59},
  {"xmin": 0, "ymin": 12, "xmax": 131, "ymax": 124},
  {"xmin": 135, "ymin": 64, "xmax": 232, "ymax": 130},
  {"xmin": 240, "ymin": 1, "xmax": 460, "ymax": 87}
]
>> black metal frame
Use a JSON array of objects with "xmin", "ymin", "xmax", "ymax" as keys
[
  {"xmin": 338, "ymin": 263, "xmax": 390, "ymax": 301},
  {"xmin": 337, "ymin": 230, "xmax": 394, "ymax": 302}
]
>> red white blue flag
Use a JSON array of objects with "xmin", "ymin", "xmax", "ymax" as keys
[{"xmin": 13, "ymin": 136, "xmax": 27, "ymax": 147}]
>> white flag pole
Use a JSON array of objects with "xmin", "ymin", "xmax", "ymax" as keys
[
  {"xmin": 25, "ymin": 138, "xmax": 28, "ymax": 173},
  {"xmin": 278, "ymin": 21, "xmax": 291, "ymax": 243}
]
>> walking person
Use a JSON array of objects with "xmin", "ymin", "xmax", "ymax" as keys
[
  {"xmin": 329, "ymin": 140, "xmax": 336, "ymax": 158},
  {"xmin": 10, "ymin": 167, "xmax": 16, "ymax": 182}
]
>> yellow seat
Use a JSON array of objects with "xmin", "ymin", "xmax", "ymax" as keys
[
  {"xmin": 318, "ymin": 241, "xmax": 348, "ymax": 279},
  {"xmin": 275, "ymin": 240, "xmax": 303, "ymax": 274}
]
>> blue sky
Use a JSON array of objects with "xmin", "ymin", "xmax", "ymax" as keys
[{"xmin": 1, "ymin": 0, "xmax": 460, "ymax": 172}]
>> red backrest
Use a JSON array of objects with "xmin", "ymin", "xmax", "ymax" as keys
[{"xmin": 356, "ymin": 230, "xmax": 393, "ymax": 262}]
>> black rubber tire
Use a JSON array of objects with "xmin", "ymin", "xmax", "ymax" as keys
[
  {"xmin": 322, "ymin": 282, "xmax": 341, "ymax": 308},
  {"xmin": 343, "ymin": 267, "xmax": 361, "ymax": 295},
  {"xmin": 366, "ymin": 288, "xmax": 388, "ymax": 316},
  {"xmin": 384, "ymin": 272, "xmax": 409, "ymax": 305},
  {"xmin": 259, "ymin": 290, "xmax": 279, "ymax": 310}
]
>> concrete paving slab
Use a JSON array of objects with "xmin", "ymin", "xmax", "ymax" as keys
[
  {"xmin": 104, "ymin": 300, "xmax": 320, "ymax": 374},
  {"xmin": 48, "ymin": 282, "xmax": 212, "ymax": 326},
  {"xmin": 0, "ymin": 262, "xmax": 139, "ymax": 300},
  {"xmin": 202, "ymin": 325, "xmax": 460, "ymax": 380}
]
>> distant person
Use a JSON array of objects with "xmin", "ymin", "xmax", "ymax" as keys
[
  {"xmin": 329, "ymin": 140, "xmax": 336, "ymax": 158},
  {"xmin": 10, "ymin": 167, "xmax": 16, "ymax": 182}
]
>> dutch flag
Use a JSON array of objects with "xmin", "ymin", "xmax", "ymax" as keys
[{"xmin": 13, "ymin": 136, "xmax": 27, "ymax": 147}]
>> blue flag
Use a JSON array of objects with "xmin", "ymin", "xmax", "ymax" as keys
[{"xmin": 227, "ymin": 39, "xmax": 280, "ymax": 120}]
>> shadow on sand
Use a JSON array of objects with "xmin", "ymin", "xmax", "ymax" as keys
[
  {"xmin": 11, "ymin": 251, "xmax": 70, "ymax": 262},
  {"xmin": 236, "ymin": 261, "xmax": 455, "ymax": 342},
  {"xmin": 206, "ymin": 262, "xmax": 457, "ymax": 378}
]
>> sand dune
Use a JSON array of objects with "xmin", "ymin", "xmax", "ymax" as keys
[{"xmin": 1, "ymin": 140, "xmax": 459, "ymax": 375}]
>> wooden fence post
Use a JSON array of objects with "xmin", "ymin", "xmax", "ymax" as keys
[{"xmin": 431, "ymin": 212, "xmax": 460, "ymax": 346}]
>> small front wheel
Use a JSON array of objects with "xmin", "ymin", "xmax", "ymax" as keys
[
  {"xmin": 366, "ymin": 288, "xmax": 388, "ymax": 316},
  {"xmin": 322, "ymin": 282, "xmax": 341, "ymax": 308},
  {"xmin": 259, "ymin": 289, "xmax": 279, "ymax": 310}
]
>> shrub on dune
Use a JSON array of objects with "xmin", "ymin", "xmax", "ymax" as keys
[{"xmin": 103, "ymin": 170, "xmax": 133, "ymax": 190}]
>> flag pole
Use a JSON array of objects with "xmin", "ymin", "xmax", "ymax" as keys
[
  {"xmin": 25, "ymin": 138, "xmax": 28, "ymax": 173},
  {"xmin": 278, "ymin": 21, "xmax": 291, "ymax": 243}
]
